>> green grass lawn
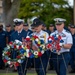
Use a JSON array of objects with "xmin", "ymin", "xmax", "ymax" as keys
[
  {"xmin": 0, "ymin": 73, "xmax": 55, "ymax": 75},
  {"xmin": 0, "ymin": 73, "xmax": 75, "ymax": 75}
]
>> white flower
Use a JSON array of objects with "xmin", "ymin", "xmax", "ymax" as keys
[
  {"xmin": 22, "ymin": 45, "xmax": 24, "ymax": 48},
  {"xmin": 41, "ymin": 50, "xmax": 44, "ymax": 54},
  {"xmin": 15, "ymin": 40, "xmax": 22, "ymax": 44},
  {"xmin": 21, "ymin": 56, "xmax": 25, "ymax": 59},
  {"xmin": 7, "ymin": 45, "xmax": 10, "ymax": 49},
  {"xmin": 26, "ymin": 49, "xmax": 29, "ymax": 52},
  {"xmin": 7, "ymin": 61, "xmax": 11, "ymax": 64},
  {"xmin": 49, "ymin": 38, "xmax": 52, "ymax": 41},
  {"xmin": 40, "ymin": 45, "xmax": 45, "ymax": 49},
  {"xmin": 56, "ymin": 34, "xmax": 59, "ymax": 37},
  {"xmin": 35, "ymin": 38, "xmax": 39, "ymax": 42},
  {"xmin": 34, "ymin": 51, "xmax": 38, "ymax": 55},
  {"xmin": 16, "ymin": 45, "xmax": 19, "ymax": 49},
  {"xmin": 26, "ymin": 53, "xmax": 29, "ymax": 58},
  {"xmin": 26, "ymin": 36, "xmax": 30, "ymax": 38},
  {"xmin": 2, "ymin": 53, "xmax": 4, "ymax": 56},
  {"xmin": 18, "ymin": 60, "xmax": 21, "ymax": 63},
  {"xmin": 59, "ymin": 43, "xmax": 63, "ymax": 46}
]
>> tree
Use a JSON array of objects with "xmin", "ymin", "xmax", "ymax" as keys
[
  {"xmin": 18, "ymin": 0, "xmax": 73, "ymax": 27},
  {"xmin": 2, "ymin": 0, "xmax": 21, "ymax": 27},
  {"xmin": 18, "ymin": 0, "xmax": 44, "ymax": 21},
  {"xmin": 40, "ymin": 0, "xmax": 73, "ymax": 26}
]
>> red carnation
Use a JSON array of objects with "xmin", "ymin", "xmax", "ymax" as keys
[
  {"xmin": 58, "ymin": 35, "xmax": 61, "ymax": 40},
  {"xmin": 6, "ymin": 52, "xmax": 11, "ymax": 56},
  {"xmin": 48, "ymin": 36, "xmax": 52, "ymax": 40},
  {"xmin": 29, "ymin": 52, "xmax": 32, "ymax": 56},
  {"xmin": 25, "ymin": 38, "xmax": 30, "ymax": 41},
  {"xmin": 38, "ymin": 52, "xmax": 42, "ymax": 57},
  {"xmin": 55, "ymin": 40, "xmax": 60, "ymax": 44},
  {"xmin": 14, "ymin": 45, "xmax": 16, "ymax": 48},
  {"xmin": 3, "ymin": 59, "xmax": 8, "ymax": 63},
  {"xmin": 47, "ymin": 44, "xmax": 52, "ymax": 48},
  {"xmin": 15, "ymin": 62, "xmax": 20, "ymax": 67},
  {"xmin": 33, "ymin": 35, "xmax": 38, "ymax": 39},
  {"xmin": 19, "ymin": 45, "xmax": 22, "ymax": 49},
  {"xmin": 9, "ymin": 42, "xmax": 13, "ymax": 45},
  {"xmin": 51, "ymin": 36, "xmax": 54, "ymax": 40},
  {"xmin": 56, "ymin": 44, "xmax": 61, "ymax": 51},
  {"xmin": 16, "ymin": 55, "xmax": 21, "ymax": 59},
  {"xmin": 27, "ymin": 45, "xmax": 30, "ymax": 49},
  {"xmin": 37, "ymin": 44, "xmax": 40, "ymax": 46}
]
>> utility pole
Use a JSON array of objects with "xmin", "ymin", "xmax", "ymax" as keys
[{"xmin": 74, "ymin": 0, "xmax": 75, "ymax": 25}]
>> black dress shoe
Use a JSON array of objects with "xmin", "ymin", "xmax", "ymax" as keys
[
  {"xmin": 69, "ymin": 69, "xmax": 75, "ymax": 73},
  {"xmin": 48, "ymin": 67, "xmax": 54, "ymax": 70},
  {"xmin": 0, "ymin": 66, "xmax": 5, "ymax": 70},
  {"xmin": 12, "ymin": 69, "xmax": 17, "ymax": 72}
]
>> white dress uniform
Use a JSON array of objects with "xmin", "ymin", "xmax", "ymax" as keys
[
  {"xmin": 50, "ymin": 18, "xmax": 73, "ymax": 75},
  {"xmin": 31, "ymin": 30, "xmax": 49, "ymax": 75},
  {"xmin": 50, "ymin": 29, "xmax": 73, "ymax": 54},
  {"xmin": 32, "ymin": 30, "xmax": 49, "ymax": 43}
]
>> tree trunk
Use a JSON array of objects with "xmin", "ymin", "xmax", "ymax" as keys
[
  {"xmin": 2, "ymin": 0, "xmax": 21, "ymax": 27},
  {"xmin": 74, "ymin": 0, "xmax": 75, "ymax": 25}
]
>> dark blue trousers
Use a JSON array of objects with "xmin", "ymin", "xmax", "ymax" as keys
[
  {"xmin": 17, "ymin": 58, "xmax": 31, "ymax": 75},
  {"xmin": 70, "ymin": 48, "xmax": 75, "ymax": 69},
  {"xmin": 0, "ymin": 47, "xmax": 5, "ymax": 67},
  {"xmin": 32, "ymin": 51, "xmax": 49, "ymax": 75},
  {"xmin": 52, "ymin": 52, "xmax": 70, "ymax": 75}
]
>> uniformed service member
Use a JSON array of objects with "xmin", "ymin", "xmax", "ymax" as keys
[
  {"xmin": 47, "ymin": 24, "xmax": 55, "ymax": 70},
  {"xmin": 6, "ymin": 24, "xmax": 14, "ymax": 43},
  {"xmin": 47, "ymin": 24, "xmax": 55, "ymax": 35},
  {"xmin": 23, "ymin": 23, "xmax": 33, "ymax": 36},
  {"xmin": 10, "ymin": 18, "xmax": 30, "ymax": 75},
  {"xmin": 49, "ymin": 18, "xmax": 73, "ymax": 75},
  {"xmin": 0, "ymin": 24, "xmax": 7, "ymax": 69},
  {"xmin": 31, "ymin": 18, "xmax": 49, "ymax": 75},
  {"xmin": 31, "ymin": 24, "xmax": 35, "ymax": 32},
  {"xmin": 69, "ymin": 25, "xmax": 75, "ymax": 73}
]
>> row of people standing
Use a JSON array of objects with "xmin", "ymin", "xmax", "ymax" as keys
[
  {"xmin": 10, "ymin": 18, "xmax": 72, "ymax": 75},
  {"xmin": 0, "ymin": 22, "xmax": 33, "ymax": 70},
  {"xmin": 0, "ymin": 17, "xmax": 74, "ymax": 75},
  {"xmin": 9, "ymin": 18, "xmax": 49, "ymax": 75}
]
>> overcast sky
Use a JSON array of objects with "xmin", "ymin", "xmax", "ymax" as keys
[{"xmin": 68, "ymin": 0, "xmax": 73, "ymax": 6}]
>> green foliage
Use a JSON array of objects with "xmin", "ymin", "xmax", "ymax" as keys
[{"xmin": 18, "ymin": 0, "xmax": 73, "ymax": 27}]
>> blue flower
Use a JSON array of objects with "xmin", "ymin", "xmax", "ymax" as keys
[
  {"xmin": 60, "ymin": 40, "xmax": 64, "ymax": 43},
  {"xmin": 4, "ymin": 47, "xmax": 8, "ymax": 51},
  {"xmin": 40, "ymin": 40, "xmax": 44, "ymax": 44},
  {"xmin": 55, "ymin": 37, "xmax": 58, "ymax": 40},
  {"xmin": 5, "ymin": 56, "xmax": 9, "ymax": 60},
  {"xmin": 48, "ymin": 40, "xmax": 52, "ymax": 43},
  {"xmin": 52, "ymin": 49, "xmax": 56, "ymax": 52},
  {"xmin": 11, "ymin": 45, "xmax": 14, "ymax": 48},
  {"xmin": 30, "ymin": 54, "xmax": 34, "ymax": 58},
  {"xmin": 20, "ymin": 48, "xmax": 26, "ymax": 54},
  {"xmin": 39, "ymin": 47, "xmax": 42, "ymax": 51}
]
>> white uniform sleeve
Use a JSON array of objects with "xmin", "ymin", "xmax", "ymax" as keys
[{"xmin": 66, "ymin": 33, "xmax": 73, "ymax": 44}]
